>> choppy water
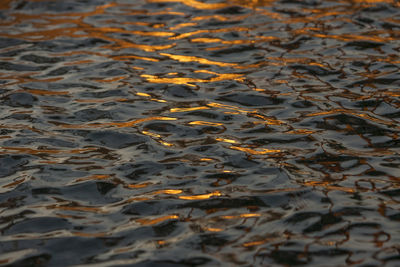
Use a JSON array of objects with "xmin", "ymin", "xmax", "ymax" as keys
[{"xmin": 0, "ymin": 0, "xmax": 399, "ymax": 266}]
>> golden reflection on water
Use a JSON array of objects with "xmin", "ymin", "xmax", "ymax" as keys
[
  {"xmin": 136, "ymin": 215, "xmax": 179, "ymax": 225},
  {"xmin": 56, "ymin": 116, "xmax": 177, "ymax": 129},
  {"xmin": 170, "ymin": 106, "xmax": 209, "ymax": 113},
  {"xmin": 148, "ymin": 0, "xmax": 229, "ymax": 10},
  {"xmin": 21, "ymin": 89, "xmax": 70, "ymax": 96},
  {"xmin": 141, "ymin": 71, "xmax": 245, "ymax": 87},
  {"xmin": 189, "ymin": 121, "xmax": 224, "ymax": 126},
  {"xmin": 160, "ymin": 52, "xmax": 238, "ymax": 67},
  {"xmin": 0, "ymin": 0, "xmax": 399, "ymax": 265},
  {"xmin": 221, "ymin": 213, "xmax": 261, "ymax": 219},
  {"xmin": 178, "ymin": 191, "xmax": 222, "ymax": 200},
  {"xmin": 152, "ymin": 189, "xmax": 183, "ymax": 195},
  {"xmin": 230, "ymin": 146, "xmax": 282, "ymax": 155}
]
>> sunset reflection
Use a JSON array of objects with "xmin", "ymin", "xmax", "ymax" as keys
[{"xmin": 0, "ymin": 0, "xmax": 399, "ymax": 265}]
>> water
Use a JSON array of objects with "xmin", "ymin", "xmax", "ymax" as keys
[{"xmin": 0, "ymin": 0, "xmax": 399, "ymax": 266}]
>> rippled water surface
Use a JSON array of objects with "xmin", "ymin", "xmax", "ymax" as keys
[{"xmin": 0, "ymin": 0, "xmax": 400, "ymax": 266}]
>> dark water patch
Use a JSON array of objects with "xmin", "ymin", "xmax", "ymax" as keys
[
  {"xmin": 0, "ymin": 37, "xmax": 26, "ymax": 49},
  {"xmin": 117, "ymin": 161, "xmax": 165, "ymax": 180},
  {"xmin": 251, "ymin": 135, "xmax": 314, "ymax": 145},
  {"xmin": 36, "ymin": 38, "xmax": 110, "ymax": 52},
  {"xmin": 291, "ymin": 100, "xmax": 315, "ymax": 108},
  {"xmin": 47, "ymin": 66, "xmax": 76, "ymax": 76},
  {"xmin": 32, "ymin": 187, "xmax": 62, "ymax": 195},
  {"xmin": 4, "ymin": 217, "xmax": 71, "ymax": 234},
  {"xmin": 165, "ymin": 85, "xmax": 197, "ymax": 98},
  {"xmin": 144, "ymin": 122, "xmax": 202, "ymax": 137},
  {"xmin": 348, "ymin": 78, "xmax": 400, "ymax": 87},
  {"xmin": 302, "ymin": 212, "xmax": 343, "ymax": 233},
  {"xmin": 182, "ymin": 197, "xmax": 268, "ymax": 210},
  {"xmin": 290, "ymin": 64, "xmax": 341, "ymax": 76},
  {"xmin": 73, "ymin": 108, "xmax": 113, "ymax": 122},
  {"xmin": 4, "ymin": 137, "xmax": 76, "ymax": 148},
  {"xmin": 215, "ymin": 6, "xmax": 245, "ymax": 14},
  {"xmin": 269, "ymin": 250, "xmax": 310, "ymax": 265},
  {"xmin": 132, "ymin": 257, "xmax": 215, "ymax": 267},
  {"xmin": 223, "ymin": 154, "xmax": 259, "ymax": 169},
  {"xmin": 0, "ymin": 155, "xmax": 30, "ymax": 178},
  {"xmin": 210, "ymin": 45, "xmax": 256, "ymax": 57},
  {"xmin": 13, "ymin": 0, "xmax": 106, "ymax": 12},
  {"xmin": 0, "ymin": 209, "xmax": 35, "ymax": 226},
  {"xmin": 80, "ymin": 88, "xmax": 126, "ymax": 98},
  {"xmin": 217, "ymin": 93, "xmax": 283, "ymax": 106},
  {"xmin": 345, "ymin": 41, "xmax": 385, "ymax": 49},
  {"xmin": 21, "ymin": 54, "xmax": 62, "ymax": 64},
  {"xmin": 0, "ymin": 62, "xmax": 47, "ymax": 71},
  {"xmin": 6, "ymin": 253, "xmax": 52, "ymax": 267},
  {"xmin": 85, "ymin": 131, "xmax": 147, "ymax": 149},
  {"xmin": 123, "ymin": 200, "xmax": 171, "ymax": 216}
]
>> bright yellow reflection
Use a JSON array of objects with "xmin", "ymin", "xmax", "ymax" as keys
[
  {"xmin": 147, "ymin": 0, "xmax": 228, "ymax": 10},
  {"xmin": 207, "ymin": 102, "xmax": 256, "ymax": 114},
  {"xmin": 230, "ymin": 146, "xmax": 281, "ymax": 155},
  {"xmin": 189, "ymin": 121, "xmax": 223, "ymax": 126},
  {"xmin": 136, "ymin": 215, "xmax": 179, "ymax": 225},
  {"xmin": 216, "ymin": 138, "xmax": 238, "ymax": 144},
  {"xmin": 160, "ymin": 53, "xmax": 237, "ymax": 67},
  {"xmin": 159, "ymin": 141, "xmax": 174, "ymax": 147},
  {"xmin": 170, "ymin": 107, "xmax": 209, "ymax": 112},
  {"xmin": 141, "ymin": 130, "xmax": 161, "ymax": 138},
  {"xmin": 205, "ymin": 227, "xmax": 223, "ymax": 232},
  {"xmin": 179, "ymin": 191, "xmax": 221, "ymax": 200},
  {"xmin": 141, "ymin": 71, "xmax": 244, "ymax": 87},
  {"xmin": 170, "ymin": 22, "xmax": 197, "ymax": 30},
  {"xmin": 221, "ymin": 213, "xmax": 261, "ymax": 219},
  {"xmin": 127, "ymin": 182, "xmax": 153, "ymax": 189},
  {"xmin": 152, "ymin": 189, "xmax": 183, "ymax": 195},
  {"xmin": 136, "ymin": 92, "xmax": 151, "ymax": 97}
]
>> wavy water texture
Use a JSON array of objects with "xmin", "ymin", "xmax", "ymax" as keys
[{"xmin": 0, "ymin": 0, "xmax": 399, "ymax": 266}]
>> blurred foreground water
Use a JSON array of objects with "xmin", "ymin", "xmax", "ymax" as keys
[{"xmin": 0, "ymin": 0, "xmax": 399, "ymax": 266}]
